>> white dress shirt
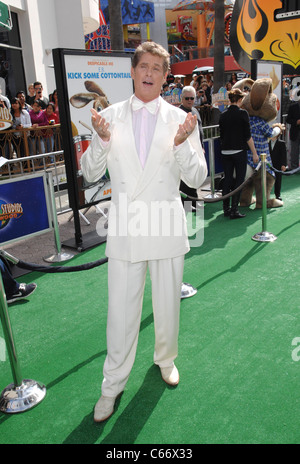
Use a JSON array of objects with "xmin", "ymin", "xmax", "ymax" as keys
[{"xmin": 131, "ymin": 95, "xmax": 160, "ymax": 169}]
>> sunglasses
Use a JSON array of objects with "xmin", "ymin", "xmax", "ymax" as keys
[{"xmin": 184, "ymin": 97, "xmax": 195, "ymax": 101}]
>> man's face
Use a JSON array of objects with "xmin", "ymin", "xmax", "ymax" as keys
[
  {"xmin": 131, "ymin": 52, "xmax": 167, "ymax": 103},
  {"xmin": 17, "ymin": 93, "xmax": 25, "ymax": 104},
  {"xmin": 181, "ymin": 91, "xmax": 195, "ymax": 110},
  {"xmin": 35, "ymin": 85, "xmax": 43, "ymax": 98}
]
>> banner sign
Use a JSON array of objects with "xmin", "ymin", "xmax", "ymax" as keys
[
  {"xmin": 85, "ymin": 8, "xmax": 111, "ymax": 51},
  {"xmin": 212, "ymin": 87, "xmax": 230, "ymax": 113},
  {"xmin": 85, "ymin": 23, "xmax": 111, "ymax": 51},
  {"xmin": 251, "ymin": 59, "xmax": 283, "ymax": 124},
  {"xmin": 0, "ymin": 106, "xmax": 12, "ymax": 130},
  {"xmin": 100, "ymin": 0, "xmax": 155, "ymax": 26},
  {"xmin": 0, "ymin": 174, "xmax": 52, "ymax": 246},
  {"xmin": 230, "ymin": 0, "xmax": 300, "ymax": 75}
]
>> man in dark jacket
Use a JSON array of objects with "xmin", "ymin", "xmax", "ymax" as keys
[
  {"xmin": 286, "ymin": 99, "xmax": 300, "ymax": 169},
  {"xmin": 269, "ymin": 135, "xmax": 287, "ymax": 201},
  {"xmin": 179, "ymin": 86, "xmax": 204, "ymax": 210}
]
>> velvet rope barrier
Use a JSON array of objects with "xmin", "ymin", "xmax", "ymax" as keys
[
  {"xmin": 16, "ymin": 257, "xmax": 108, "ymax": 273},
  {"xmin": 180, "ymin": 162, "xmax": 262, "ymax": 203},
  {"xmin": 0, "ymin": 250, "xmax": 108, "ymax": 274},
  {"xmin": 267, "ymin": 163, "xmax": 300, "ymax": 175}
]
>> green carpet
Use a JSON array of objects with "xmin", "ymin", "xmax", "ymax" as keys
[{"xmin": 0, "ymin": 174, "xmax": 299, "ymax": 444}]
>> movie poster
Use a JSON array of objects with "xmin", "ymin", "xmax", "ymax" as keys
[
  {"xmin": 54, "ymin": 50, "xmax": 133, "ymax": 209},
  {"xmin": 65, "ymin": 53, "xmax": 133, "ymax": 140}
]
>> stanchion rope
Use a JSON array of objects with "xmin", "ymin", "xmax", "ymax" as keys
[
  {"xmin": 0, "ymin": 250, "xmax": 108, "ymax": 274},
  {"xmin": 16, "ymin": 257, "xmax": 108, "ymax": 273},
  {"xmin": 267, "ymin": 163, "xmax": 300, "ymax": 176},
  {"xmin": 181, "ymin": 162, "xmax": 262, "ymax": 203},
  {"xmin": 0, "ymin": 163, "xmax": 267, "ymax": 271}
]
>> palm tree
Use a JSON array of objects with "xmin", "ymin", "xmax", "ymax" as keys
[
  {"xmin": 108, "ymin": 0, "xmax": 124, "ymax": 51},
  {"xmin": 213, "ymin": 0, "xmax": 225, "ymax": 93}
]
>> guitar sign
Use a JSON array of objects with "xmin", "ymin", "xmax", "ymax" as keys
[{"xmin": 230, "ymin": 0, "xmax": 300, "ymax": 75}]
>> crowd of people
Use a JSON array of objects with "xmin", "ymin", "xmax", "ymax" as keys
[
  {"xmin": 0, "ymin": 81, "xmax": 60, "ymax": 159},
  {"xmin": 160, "ymin": 72, "xmax": 245, "ymax": 106},
  {"xmin": 160, "ymin": 72, "xmax": 244, "ymax": 127},
  {"xmin": 1, "ymin": 72, "xmax": 298, "ymax": 201},
  {"xmin": 162, "ymin": 73, "xmax": 299, "ymax": 219},
  {"xmin": 161, "ymin": 72, "xmax": 214, "ymax": 108}
]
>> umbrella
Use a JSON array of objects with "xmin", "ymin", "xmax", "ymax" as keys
[
  {"xmin": 173, "ymin": 0, "xmax": 213, "ymax": 11},
  {"xmin": 193, "ymin": 66, "xmax": 214, "ymax": 73},
  {"xmin": 174, "ymin": 74, "xmax": 186, "ymax": 77}
]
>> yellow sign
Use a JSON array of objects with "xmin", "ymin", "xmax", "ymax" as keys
[
  {"xmin": 0, "ymin": 107, "xmax": 12, "ymax": 130},
  {"xmin": 230, "ymin": 0, "xmax": 300, "ymax": 75}
]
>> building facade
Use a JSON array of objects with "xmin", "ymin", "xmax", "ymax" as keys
[
  {"xmin": 0, "ymin": 0, "xmax": 180, "ymax": 102},
  {"xmin": 1, "ymin": 0, "xmax": 98, "ymax": 100},
  {"xmin": 143, "ymin": 0, "xmax": 178, "ymax": 50}
]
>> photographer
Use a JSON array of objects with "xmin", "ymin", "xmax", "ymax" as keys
[
  {"xmin": 28, "ymin": 81, "xmax": 49, "ymax": 109},
  {"xmin": 194, "ymin": 87, "xmax": 207, "ymax": 107}
]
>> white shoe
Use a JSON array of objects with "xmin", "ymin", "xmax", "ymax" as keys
[
  {"xmin": 160, "ymin": 365, "xmax": 179, "ymax": 386},
  {"xmin": 94, "ymin": 395, "xmax": 116, "ymax": 423}
]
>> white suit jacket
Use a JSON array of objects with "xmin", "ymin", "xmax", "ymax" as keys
[{"xmin": 81, "ymin": 95, "xmax": 207, "ymax": 263}]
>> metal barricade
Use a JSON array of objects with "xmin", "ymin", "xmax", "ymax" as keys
[
  {"xmin": 203, "ymin": 124, "xmax": 221, "ymax": 198},
  {"xmin": 0, "ymin": 151, "xmax": 69, "ymax": 215},
  {"xmin": 0, "ymin": 124, "xmax": 62, "ymax": 158}
]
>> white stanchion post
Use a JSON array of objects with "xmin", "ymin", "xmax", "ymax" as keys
[
  {"xmin": 0, "ymin": 274, "xmax": 46, "ymax": 414},
  {"xmin": 252, "ymin": 153, "xmax": 277, "ymax": 242},
  {"xmin": 205, "ymin": 139, "xmax": 220, "ymax": 199},
  {"xmin": 43, "ymin": 172, "xmax": 75, "ymax": 263}
]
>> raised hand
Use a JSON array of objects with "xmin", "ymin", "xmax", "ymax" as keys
[
  {"xmin": 91, "ymin": 108, "xmax": 111, "ymax": 142},
  {"xmin": 174, "ymin": 112, "xmax": 197, "ymax": 146}
]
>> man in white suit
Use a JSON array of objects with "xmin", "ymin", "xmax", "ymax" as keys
[{"xmin": 81, "ymin": 42, "xmax": 207, "ymax": 422}]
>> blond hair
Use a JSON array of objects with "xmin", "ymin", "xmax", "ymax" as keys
[{"xmin": 132, "ymin": 41, "xmax": 170, "ymax": 75}]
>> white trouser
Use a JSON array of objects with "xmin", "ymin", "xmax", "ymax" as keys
[{"xmin": 101, "ymin": 255, "xmax": 184, "ymax": 397}]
